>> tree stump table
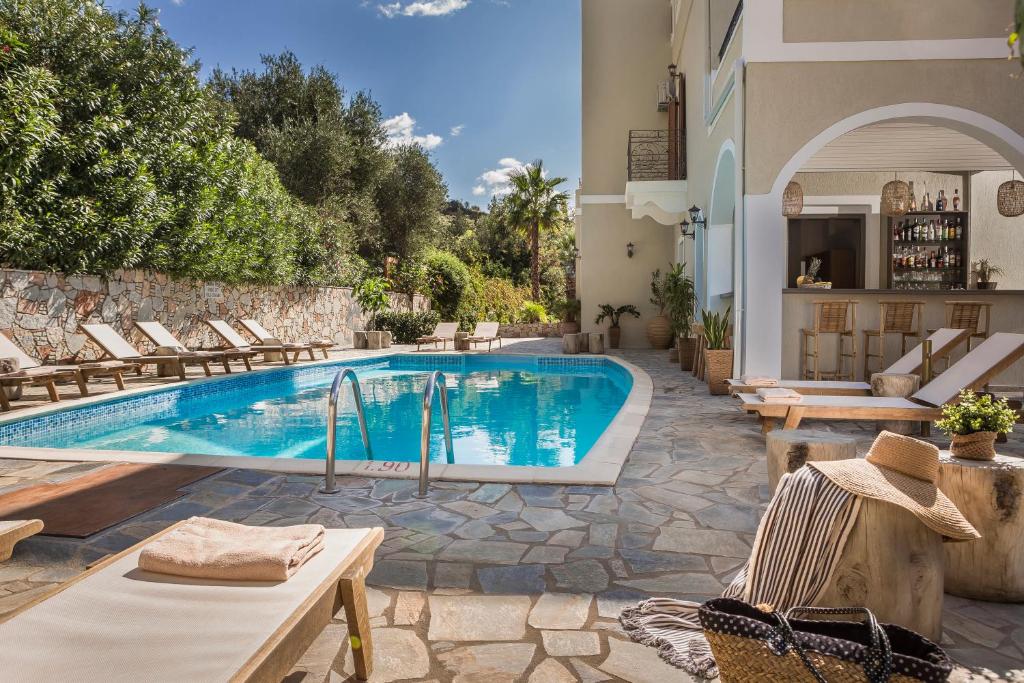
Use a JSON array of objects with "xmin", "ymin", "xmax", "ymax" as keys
[
  {"xmin": 816, "ymin": 497, "xmax": 944, "ymax": 641},
  {"xmin": 588, "ymin": 333, "xmax": 605, "ymax": 354},
  {"xmin": 765, "ymin": 430, "xmax": 858, "ymax": 492},
  {"xmin": 939, "ymin": 452, "xmax": 1024, "ymax": 602},
  {"xmin": 870, "ymin": 373, "xmax": 921, "ymax": 435},
  {"xmin": 366, "ymin": 331, "xmax": 382, "ymax": 351},
  {"xmin": 562, "ymin": 334, "xmax": 579, "ymax": 355},
  {"xmin": 353, "ymin": 331, "xmax": 368, "ymax": 350},
  {"xmin": 455, "ymin": 331, "xmax": 469, "ymax": 351}
]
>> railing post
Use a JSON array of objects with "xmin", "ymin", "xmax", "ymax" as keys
[
  {"xmin": 320, "ymin": 368, "xmax": 373, "ymax": 495},
  {"xmin": 416, "ymin": 371, "xmax": 455, "ymax": 498}
]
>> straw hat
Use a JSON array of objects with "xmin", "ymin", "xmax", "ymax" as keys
[{"xmin": 808, "ymin": 431, "xmax": 980, "ymax": 541}]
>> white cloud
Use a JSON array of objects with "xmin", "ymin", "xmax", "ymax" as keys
[
  {"xmin": 472, "ymin": 185, "xmax": 486, "ymax": 196},
  {"xmin": 382, "ymin": 112, "xmax": 443, "ymax": 150},
  {"xmin": 449, "ymin": 124, "xmax": 465, "ymax": 137},
  {"xmin": 378, "ymin": 0, "xmax": 469, "ymax": 18},
  {"xmin": 476, "ymin": 157, "xmax": 531, "ymax": 197}
]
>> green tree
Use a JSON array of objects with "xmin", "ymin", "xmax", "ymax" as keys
[
  {"xmin": 504, "ymin": 161, "xmax": 569, "ymax": 299},
  {"xmin": 373, "ymin": 144, "xmax": 448, "ymax": 265}
]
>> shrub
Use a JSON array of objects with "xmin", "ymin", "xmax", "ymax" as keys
[
  {"xmin": 936, "ymin": 390, "xmax": 1018, "ymax": 436},
  {"xmin": 376, "ymin": 310, "xmax": 441, "ymax": 344},
  {"xmin": 519, "ymin": 301, "xmax": 549, "ymax": 324},
  {"xmin": 353, "ymin": 276, "xmax": 391, "ymax": 330},
  {"xmin": 424, "ymin": 250, "xmax": 471, "ymax": 320}
]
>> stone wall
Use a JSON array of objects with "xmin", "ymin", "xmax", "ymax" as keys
[
  {"xmin": 498, "ymin": 322, "xmax": 566, "ymax": 339},
  {"xmin": 0, "ymin": 268, "xmax": 428, "ymax": 362}
]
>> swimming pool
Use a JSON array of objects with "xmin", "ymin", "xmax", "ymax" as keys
[{"xmin": 0, "ymin": 355, "xmax": 634, "ymax": 469}]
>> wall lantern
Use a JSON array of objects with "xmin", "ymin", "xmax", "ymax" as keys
[
  {"xmin": 880, "ymin": 174, "xmax": 912, "ymax": 217},
  {"xmin": 626, "ymin": 242, "xmax": 635, "ymax": 258},
  {"xmin": 680, "ymin": 205, "xmax": 706, "ymax": 239},
  {"xmin": 997, "ymin": 170, "xmax": 1024, "ymax": 218},
  {"xmin": 782, "ymin": 181, "xmax": 804, "ymax": 217}
]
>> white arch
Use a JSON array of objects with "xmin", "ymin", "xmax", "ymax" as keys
[{"xmin": 704, "ymin": 140, "xmax": 738, "ymax": 314}]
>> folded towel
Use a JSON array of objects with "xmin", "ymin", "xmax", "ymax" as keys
[
  {"xmin": 740, "ymin": 375, "xmax": 778, "ymax": 387},
  {"xmin": 138, "ymin": 517, "xmax": 325, "ymax": 581},
  {"xmin": 756, "ymin": 387, "xmax": 803, "ymax": 404}
]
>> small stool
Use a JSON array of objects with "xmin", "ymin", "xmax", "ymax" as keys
[
  {"xmin": 870, "ymin": 372, "xmax": 921, "ymax": 435},
  {"xmin": 929, "ymin": 301, "xmax": 993, "ymax": 371},
  {"xmin": 765, "ymin": 430, "xmax": 857, "ymax": 492},
  {"xmin": 800, "ymin": 300, "xmax": 858, "ymax": 381},
  {"xmin": 562, "ymin": 333, "xmax": 579, "ymax": 355},
  {"xmin": 455, "ymin": 331, "xmax": 469, "ymax": 351},
  {"xmin": 862, "ymin": 300, "xmax": 924, "ymax": 377}
]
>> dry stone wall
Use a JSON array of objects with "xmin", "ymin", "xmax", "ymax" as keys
[{"xmin": 0, "ymin": 268, "xmax": 428, "ymax": 362}]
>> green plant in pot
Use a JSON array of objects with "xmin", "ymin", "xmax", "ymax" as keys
[
  {"xmin": 595, "ymin": 304, "xmax": 640, "ymax": 349},
  {"xmin": 555, "ymin": 298, "xmax": 582, "ymax": 335},
  {"xmin": 936, "ymin": 390, "xmax": 1017, "ymax": 460},
  {"xmin": 354, "ymin": 276, "xmax": 392, "ymax": 348},
  {"xmin": 646, "ymin": 269, "xmax": 673, "ymax": 350},
  {"xmin": 664, "ymin": 263, "xmax": 696, "ymax": 370},
  {"xmin": 973, "ymin": 259, "xmax": 1004, "ymax": 290},
  {"xmin": 701, "ymin": 307, "xmax": 733, "ymax": 395}
]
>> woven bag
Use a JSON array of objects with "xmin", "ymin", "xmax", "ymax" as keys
[
  {"xmin": 949, "ymin": 431, "xmax": 997, "ymax": 461},
  {"xmin": 700, "ymin": 598, "xmax": 953, "ymax": 682}
]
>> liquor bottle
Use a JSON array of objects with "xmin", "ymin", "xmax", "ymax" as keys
[
  {"xmin": 930, "ymin": 251, "xmax": 937, "ymax": 269},
  {"xmin": 952, "ymin": 189, "xmax": 961, "ymax": 211},
  {"xmin": 936, "ymin": 190, "xmax": 946, "ymax": 212},
  {"xmin": 956, "ymin": 222, "xmax": 963, "ymax": 240},
  {"xmin": 908, "ymin": 181, "xmax": 917, "ymax": 212},
  {"xmin": 925, "ymin": 192, "xmax": 934, "ymax": 211}
]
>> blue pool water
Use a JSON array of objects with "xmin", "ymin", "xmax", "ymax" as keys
[{"xmin": 0, "ymin": 355, "xmax": 632, "ymax": 468}]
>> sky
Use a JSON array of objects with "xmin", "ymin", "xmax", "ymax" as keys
[{"xmin": 106, "ymin": 0, "xmax": 582, "ymax": 206}]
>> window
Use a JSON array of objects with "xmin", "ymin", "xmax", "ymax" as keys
[{"xmin": 709, "ymin": 0, "xmax": 742, "ymax": 71}]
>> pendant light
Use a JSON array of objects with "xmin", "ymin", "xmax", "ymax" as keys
[
  {"xmin": 782, "ymin": 181, "xmax": 804, "ymax": 217},
  {"xmin": 880, "ymin": 173, "xmax": 912, "ymax": 216},
  {"xmin": 997, "ymin": 170, "xmax": 1024, "ymax": 218}
]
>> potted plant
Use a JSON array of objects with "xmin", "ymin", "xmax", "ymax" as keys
[
  {"xmin": 646, "ymin": 269, "xmax": 673, "ymax": 350},
  {"xmin": 664, "ymin": 263, "xmax": 697, "ymax": 370},
  {"xmin": 936, "ymin": 390, "xmax": 1017, "ymax": 460},
  {"xmin": 354, "ymin": 276, "xmax": 392, "ymax": 349},
  {"xmin": 701, "ymin": 306, "xmax": 732, "ymax": 395},
  {"xmin": 973, "ymin": 259, "xmax": 1004, "ymax": 290},
  {"xmin": 595, "ymin": 304, "xmax": 640, "ymax": 349},
  {"xmin": 556, "ymin": 298, "xmax": 582, "ymax": 335}
]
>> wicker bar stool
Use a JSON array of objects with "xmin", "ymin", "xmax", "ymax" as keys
[
  {"xmin": 800, "ymin": 300, "xmax": 858, "ymax": 381},
  {"xmin": 929, "ymin": 301, "xmax": 993, "ymax": 371},
  {"xmin": 862, "ymin": 300, "xmax": 925, "ymax": 378}
]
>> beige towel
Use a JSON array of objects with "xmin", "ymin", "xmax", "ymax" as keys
[
  {"xmin": 741, "ymin": 375, "xmax": 778, "ymax": 387},
  {"xmin": 138, "ymin": 517, "xmax": 325, "ymax": 581},
  {"xmin": 756, "ymin": 387, "xmax": 803, "ymax": 404}
]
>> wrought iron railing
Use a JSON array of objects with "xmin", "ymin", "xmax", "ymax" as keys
[{"xmin": 627, "ymin": 130, "xmax": 686, "ymax": 181}]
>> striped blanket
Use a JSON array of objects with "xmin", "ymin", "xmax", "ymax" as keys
[{"xmin": 620, "ymin": 467, "xmax": 862, "ymax": 679}]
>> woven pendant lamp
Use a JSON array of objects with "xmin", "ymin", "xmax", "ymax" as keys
[
  {"xmin": 782, "ymin": 181, "xmax": 803, "ymax": 217},
  {"xmin": 997, "ymin": 170, "xmax": 1024, "ymax": 218},
  {"xmin": 881, "ymin": 175, "xmax": 912, "ymax": 216}
]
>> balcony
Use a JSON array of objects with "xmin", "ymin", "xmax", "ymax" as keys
[{"xmin": 625, "ymin": 130, "xmax": 688, "ymax": 225}]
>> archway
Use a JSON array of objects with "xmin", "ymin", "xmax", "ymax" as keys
[
  {"xmin": 705, "ymin": 141, "xmax": 737, "ymax": 315},
  {"xmin": 741, "ymin": 104, "xmax": 1024, "ymax": 376}
]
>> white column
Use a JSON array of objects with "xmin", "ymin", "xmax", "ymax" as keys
[{"xmin": 741, "ymin": 193, "xmax": 786, "ymax": 377}]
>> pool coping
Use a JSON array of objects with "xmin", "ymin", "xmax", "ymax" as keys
[{"xmin": 0, "ymin": 350, "xmax": 652, "ymax": 486}]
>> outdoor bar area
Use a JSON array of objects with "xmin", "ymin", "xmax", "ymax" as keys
[{"xmin": 779, "ymin": 124, "xmax": 1024, "ymax": 387}]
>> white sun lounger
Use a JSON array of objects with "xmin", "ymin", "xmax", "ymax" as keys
[
  {"xmin": 205, "ymin": 320, "xmax": 303, "ymax": 365},
  {"xmin": 80, "ymin": 323, "xmax": 224, "ymax": 381},
  {"xmin": 466, "ymin": 322, "xmax": 502, "ymax": 351},
  {"xmin": 727, "ymin": 328, "xmax": 972, "ymax": 396},
  {"xmin": 416, "ymin": 322, "xmax": 459, "ymax": 351},
  {"xmin": 0, "ymin": 522, "xmax": 385, "ymax": 682},
  {"xmin": 739, "ymin": 332, "xmax": 1024, "ymax": 433},
  {"xmin": 136, "ymin": 321, "xmax": 257, "ymax": 373},
  {"xmin": 238, "ymin": 319, "xmax": 331, "ymax": 359}
]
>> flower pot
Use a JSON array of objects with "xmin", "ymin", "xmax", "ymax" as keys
[
  {"xmin": 645, "ymin": 315, "xmax": 672, "ymax": 350},
  {"xmin": 560, "ymin": 321, "xmax": 580, "ymax": 335},
  {"xmin": 677, "ymin": 336, "xmax": 696, "ymax": 372},
  {"xmin": 976, "ymin": 281, "xmax": 998, "ymax": 290},
  {"xmin": 608, "ymin": 326, "xmax": 622, "ymax": 349},
  {"xmin": 704, "ymin": 349, "xmax": 734, "ymax": 395},
  {"xmin": 950, "ymin": 431, "xmax": 997, "ymax": 461}
]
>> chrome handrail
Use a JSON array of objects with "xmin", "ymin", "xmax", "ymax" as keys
[
  {"xmin": 320, "ymin": 368, "xmax": 372, "ymax": 494},
  {"xmin": 416, "ymin": 370, "xmax": 454, "ymax": 498}
]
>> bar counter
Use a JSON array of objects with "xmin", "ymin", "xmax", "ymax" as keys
[{"xmin": 781, "ymin": 288, "xmax": 1024, "ymax": 387}]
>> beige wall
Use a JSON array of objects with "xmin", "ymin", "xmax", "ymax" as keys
[
  {"xmin": 969, "ymin": 171, "xmax": 1024, "ymax": 289},
  {"xmin": 783, "ymin": 0, "xmax": 1013, "ymax": 43},
  {"xmin": 744, "ymin": 59, "xmax": 1024, "ymax": 195},
  {"xmin": 581, "ymin": 0, "xmax": 670, "ymax": 194}
]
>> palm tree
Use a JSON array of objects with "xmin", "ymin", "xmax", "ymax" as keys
[{"xmin": 505, "ymin": 161, "xmax": 569, "ymax": 300}]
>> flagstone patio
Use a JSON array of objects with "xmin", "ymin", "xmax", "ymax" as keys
[{"xmin": 0, "ymin": 339, "xmax": 1022, "ymax": 682}]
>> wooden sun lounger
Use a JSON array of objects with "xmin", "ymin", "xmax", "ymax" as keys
[
  {"xmin": 136, "ymin": 321, "xmax": 256, "ymax": 373},
  {"xmin": 206, "ymin": 320, "xmax": 304, "ymax": 365},
  {"xmin": 0, "ymin": 334, "xmax": 135, "ymax": 410},
  {"xmin": 416, "ymin": 322, "xmax": 459, "ymax": 351},
  {"xmin": 739, "ymin": 332, "xmax": 1024, "ymax": 433},
  {"xmin": 238, "ymin": 319, "xmax": 330, "ymax": 360},
  {"xmin": 466, "ymin": 322, "xmax": 502, "ymax": 352},
  {"xmin": 727, "ymin": 328, "xmax": 972, "ymax": 396},
  {"xmin": 0, "ymin": 522, "xmax": 385, "ymax": 682},
  {"xmin": 0, "ymin": 519, "xmax": 44, "ymax": 561},
  {"xmin": 80, "ymin": 324, "xmax": 222, "ymax": 381}
]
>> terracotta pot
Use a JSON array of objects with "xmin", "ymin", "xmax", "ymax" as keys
[
  {"xmin": 560, "ymin": 321, "xmax": 580, "ymax": 335},
  {"xmin": 704, "ymin": 349, "xmax": 734, "ymax": 395},
  {"xmin": 677, "ymin": 336, "xmax": 696, "ymax": 371},
  {"xmin": 950, "ymin": 431, "xmax": 997, "ymax": 461},
  {"xmin": 646, "ymin": 315, "xmax": 672, "ymax": 350},
  {"xmin": 608, "ymin": 326, "xmax": 622, "ymax": 349}
]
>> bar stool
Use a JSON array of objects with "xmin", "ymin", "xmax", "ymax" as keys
[
  {"xmin": 929, "ymin": 301, "xmax": 993, "ymax": 371},
  {"xmin": 800, "ymin": 300, "xmax": 858, "ymax": 381},
  {"xmin": 862, "ymin": 300, "xmax": 925, "ymax": 378}
]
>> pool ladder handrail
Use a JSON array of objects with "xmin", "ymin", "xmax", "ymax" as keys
[
  {"xmin": 416, "ymin": 370, "xmax": 454, "ymax": 498},
  {"xmin": 320, "ymin": 368, "xmax": 372, "ymax": 494}
]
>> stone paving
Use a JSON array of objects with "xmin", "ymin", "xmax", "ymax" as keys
[{"xmin": 0, "ymin": 339, "xmax": 1022, "ymax": 682}]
